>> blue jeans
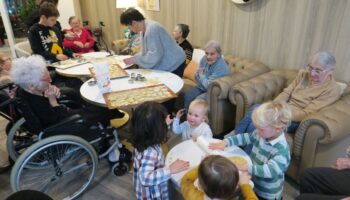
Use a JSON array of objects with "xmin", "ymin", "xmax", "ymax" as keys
[
  {"xmin": 235, "ymin": 103, "xmax": 300, "ymax": 154},
  {"xmin": 184, "ymin": 87, "xmax": 206, "ymax": 110}
]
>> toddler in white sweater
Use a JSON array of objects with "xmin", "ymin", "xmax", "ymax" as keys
[{"xmin": 167, "ymin": 99, "xmax": 213, "ymax": 141}]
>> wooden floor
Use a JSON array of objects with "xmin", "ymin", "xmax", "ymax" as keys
[
  {"xmin": 0, "ymin": 116, "xmax": 136, "ymax": 199},
  {"xmin": 0, "ymin": 161, "xmax": 136, "ymax": 200}
]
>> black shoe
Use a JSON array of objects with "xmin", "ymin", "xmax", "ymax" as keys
[
  {"xmin": 0, "ymin": 163, "xmax": 11, "ymax": 174},
  {"xmin": 111, "ymin": 109, "xmax": 125, "ymax": 118}
]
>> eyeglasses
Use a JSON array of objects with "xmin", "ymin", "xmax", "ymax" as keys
[{"xmin": 305, "ymin": 65, "xmax": 327, "ymax": 74}]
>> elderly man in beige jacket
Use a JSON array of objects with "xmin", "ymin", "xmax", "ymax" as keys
[{"xmin": 234, "ymin": 51, "xmax": 341, "ymax": 138}]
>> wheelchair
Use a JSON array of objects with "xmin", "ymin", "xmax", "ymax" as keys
[
  {"xmin": 0, "ymin": 84, "xmax": 132, "ymax": 199},
  {"xmin": 1, "ymin": 83, "xmax": 84, "ymax": 163},
  {"xmin": 0, "ymin": 83, "xmax": 20, "ymax": 166}
]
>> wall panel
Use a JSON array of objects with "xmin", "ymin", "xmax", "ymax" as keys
[{"xmin": 79, "ymin": 0, "xmax": 350, "ymax": 82}]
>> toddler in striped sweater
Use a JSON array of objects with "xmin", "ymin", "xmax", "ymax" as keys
[{"xmin": 209, "ymin": 101, "xmax": 292, "ymax": 200}]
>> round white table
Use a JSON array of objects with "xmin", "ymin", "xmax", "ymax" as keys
[
  {"xmin": 80, "ymin": 69, "xmax": 184, "ymax": 107},
  {"xmin": 55, "ymin": 52, "xmax": 132, "ymax": 77},
  {"xmin": 165, "ymin": 139, "xmax": 252, "ymax": 188}
]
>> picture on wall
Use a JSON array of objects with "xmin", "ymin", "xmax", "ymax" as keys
[{"xmin": 146, "ymin": 0, "xmax": 160, "ymax": 11}]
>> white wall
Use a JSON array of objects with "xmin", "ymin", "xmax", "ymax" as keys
[{"xmin": 57, "ymin": 0, "xmax": 78, "ymax": 29}]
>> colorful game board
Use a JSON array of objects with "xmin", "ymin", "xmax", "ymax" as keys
[
  {"xmin": 89, "ymin": 64, "xmax": 128, "ymax": 80},
  {"xmin": 103, "ymin": 84, "xmax": 177, "ymax": 108},
  {"xmin": 50, "ymin": 59, "xmax": 89, "ymax": 69},
  {"xmin": 92, "ymin": 55, "xmax": 133, "ymax": 69}
]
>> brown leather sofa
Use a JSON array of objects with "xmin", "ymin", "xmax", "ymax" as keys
[
  {"xmin": 229, "ymin": 69, "xmax": 350, "ymax": 182},
  {"xmin": 180, "ymin": 55, "xmax": 271, "ymax": 136}
]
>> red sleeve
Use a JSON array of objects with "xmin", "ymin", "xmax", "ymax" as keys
[
  {"xmin": 62, "ymin": 29, "xmax": 75, "ymax": 48},
  {"xmin": 83, "ymin": 28, "xmax": 95, "ymax": 48}
]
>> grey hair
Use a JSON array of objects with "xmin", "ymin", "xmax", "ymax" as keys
[
  {"xmin": 204, "ymin": 40, "xmax": 222, "ymax": 55},
  {"xmin": 312, "ymin": 51, "xmax": 336, "ymax": 70},
  {"xmin": 10, "ymin": 55, "xmax": 47, "ymax": 89},
  {"xmin": 175, "ymin": 24, "xmax": 190, "ymax": 38}
]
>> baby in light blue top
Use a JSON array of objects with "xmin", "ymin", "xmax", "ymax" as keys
[{"xmin": 167, "ymin": 99, "xmax": 213, "ymax": 141}]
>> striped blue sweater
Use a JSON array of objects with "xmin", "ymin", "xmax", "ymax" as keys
[{"xmin": 224, "ymin": 131, "xmax": 291, "ymax": 199}]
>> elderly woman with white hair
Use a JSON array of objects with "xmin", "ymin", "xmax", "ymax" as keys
[
  {"xmin": 10, "ymin": 55, "xmax": 125, "ymax": 129},
  {"xmin": 234, "ymin": 51, "xmax": 342, "ymax": 153},
  {"xmin": 184, "ymin": 40, "xmax": 229, "ymax": 110}
]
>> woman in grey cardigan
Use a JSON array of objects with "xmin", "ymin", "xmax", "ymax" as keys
[{"xmin": 120, "ymin": 8, "xmax": 186, "ymax": 77}]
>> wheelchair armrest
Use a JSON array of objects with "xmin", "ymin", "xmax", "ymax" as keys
[
  {"xmin": 42, "ymin": 114, "xmax": 84, "ymax": 134},
  {"xmin": 0, "ymin": 83, "xmax": 15, "ymax": 91},
  {"xmin": 0, "ymin": 98, "xmax": 13, "ymax": 109},
  {"xmin": 58, "ymin": 99, "xmax": 82, "ymax": 109}
]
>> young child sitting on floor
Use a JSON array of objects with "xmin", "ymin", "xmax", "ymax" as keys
[
  {"xmin": 167, "ymin": 99, "xmax": 213, "ymax": 141},
  {"xmin": 209, "ymin": 101, "xmax": 292, "ymax": 200},
  {"xmin": 181, "ymin": 155, "xmax": 258, "ymax": 200},
  {"xmin": 131, "ymin": 102, "xmax": 189, "ymax": 200}
]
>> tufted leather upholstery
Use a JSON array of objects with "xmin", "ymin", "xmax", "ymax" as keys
[
  {"xmin": 229, "ymin": 69, "xmax": 298, "ymax": 124},
  {"xmin": 111, "ymin": 39, "xmax": 140, "ymax": 55},
  {"xmin": 229, "ymin": 69, "xmax": 350, "ymax": 182},
  {"xmin": 179, "ymin": 55, "xmax": 270, "ymax": 136}
]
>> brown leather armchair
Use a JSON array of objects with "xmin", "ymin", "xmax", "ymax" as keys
[
  {"xmin": 229, "ymin": 69, "xmax": 350, "ymax": 182},
  {"xmin": 206, "ymin": 56, "xmax": 270, "ymax": 136}
]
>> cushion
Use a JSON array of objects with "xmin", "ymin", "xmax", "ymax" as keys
[
  {"xmin": 183, "ymin": 61, "xmax": 199, "ymax": 82},
  {"xmin": 111, "ymin": 39, "xmax": 130, "ymax": 52},
  {"xmin": 336, "ymin": 82, "xmax": 347, "ymax": 96},
  {"xmin": 192, "ymin": 49, "xmax": 205, "ymax": 63}
]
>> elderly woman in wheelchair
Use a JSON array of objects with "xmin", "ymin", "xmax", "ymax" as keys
[{"xmin": 6, "ymin": 55, "xmax": 131, "ymax": 199}]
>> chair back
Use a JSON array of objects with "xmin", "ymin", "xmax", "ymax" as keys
[
  {"xmin": 0, "ymin": 83, "xmax": 18, "ymax": 122},
  {"xmin": 13, "ymin": 97, "xmax": 43, "ymax": 134},
  {"xmin": 14, "ymin": 40, "xmax": 32, "ymax": 57}
]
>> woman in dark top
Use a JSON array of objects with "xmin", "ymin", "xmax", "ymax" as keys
[
  {"xmin": 11, "ymin": 55, "xmax": 124, "ymax": 129},
  {"xmin": 172, "ymin": 23, "xmax": 194, "ymax": 62}
]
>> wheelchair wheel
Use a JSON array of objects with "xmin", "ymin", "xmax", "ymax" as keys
[
  {"xmin": 112, "ymin": 161, "xmax": 129, "ymax": 176},
  {"xmin": 11, "ymin": 135, "xmax": 98, "ymax": 200},
  {"xmin": 7, "ymin": 118, "xmax": 38, "ymax": 162}
]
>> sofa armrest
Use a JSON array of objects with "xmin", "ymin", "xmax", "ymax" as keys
[
  {"xmin": 343, "ymin": 85, "xmax": 350, "ymax": 96},
  {"xmin": 293, "ymin": 94, "xmax": 350, "ymax": 159},
  {"xmin": 208, "ymin": 75, "xmax": 244, "ymax": 101},
  {"xmin": 229, "ymin": 71, "xmax": 287, "ymax": 124},
  {"xmin": 207, "ymin": 62, "xmax": 270, "ymax": 102}
]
